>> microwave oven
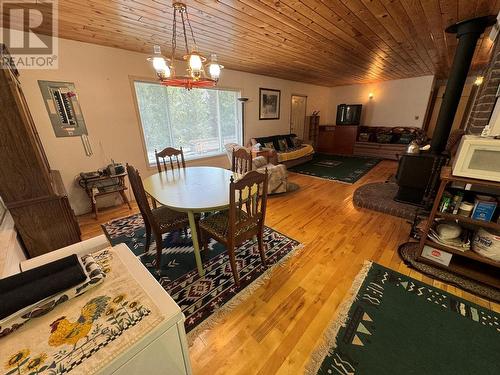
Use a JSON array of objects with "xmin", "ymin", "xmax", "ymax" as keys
[{"xmin": 452, "ymin": 135, "xmax": 500, "ymax": 182}]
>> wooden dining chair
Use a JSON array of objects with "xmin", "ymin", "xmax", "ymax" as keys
[
  {"xmin": 231, "ymin": 148, "xmax": 253, "ymax": 175},
  {"xmin": 155, "ymin": 147, "xmax": 186, "ymax": 173},
  {"xmin": 126, "ymin": 164, "xmax": 191, "ymax": 269},
  {"xmin": 199, "ymin": 170, "xmax": 268, "ymax": 286}
]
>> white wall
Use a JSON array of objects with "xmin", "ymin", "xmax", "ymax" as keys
[
  {"xmin": 219, "ymin": 69, "xmax": 333, "ymax": 140},
  {"xmin": 17, "ymin": 37, "xmax": 333, "ymax": 215},
  {"xmin": 329, "ymin": 76, "xmax": 435, "ymax": 128}
]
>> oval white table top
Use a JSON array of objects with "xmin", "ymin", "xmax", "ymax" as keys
[{"xmin": 142, "ymin": 166, "xmax": 235, "ymax": 212}]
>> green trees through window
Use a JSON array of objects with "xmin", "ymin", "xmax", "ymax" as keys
[{"xmin": 134, "ymin": 81, "xmax": 242, "ymax": 164}]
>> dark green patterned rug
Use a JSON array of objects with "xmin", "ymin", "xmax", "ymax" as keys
[
  {"xmin": 288, "ymin": 154, "xmax": 380, "ymax": 183},
  {"xmin": 307, "ymin": 262, "xmax": 500, "ymax": 375}
]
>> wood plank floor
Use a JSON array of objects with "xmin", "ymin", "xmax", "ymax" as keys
[{"xmin": 78, "ymin": 160, "xmax": 500, "ymax": 374}]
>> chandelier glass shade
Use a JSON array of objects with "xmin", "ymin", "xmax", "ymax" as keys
[{"xmin": 147, "ymin": 2, "xmax": 223, "ymax": 89}]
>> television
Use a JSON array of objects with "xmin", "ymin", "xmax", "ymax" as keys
[{"xmin": 336, "ymin": 104, "xmax": 362, "ymax": 125}]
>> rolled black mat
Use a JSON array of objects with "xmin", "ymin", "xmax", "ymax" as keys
[{"xmin": 0, "ymin": 254, "xmax": 86, "ymax": 320}]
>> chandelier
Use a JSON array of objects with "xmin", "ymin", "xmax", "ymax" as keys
[{"xmin": 147, "ymin": 1, "xmax": 223, "ymax": 89}]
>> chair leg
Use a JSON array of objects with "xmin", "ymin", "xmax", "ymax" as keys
[
  {"xmin": 202, "ymin": 231, "xmax": 210, "ymax": 252},
  {"xmin": 154, "ymin": 233, "xmax": 163, "ymax": 270},
  {"xmin": 257, "ymin": 230, "xmax": 266, "ymax": 266},
  {"xmin": 227, "ymin": 241, "xmax": 240, "ymax": 287},
  {"xmin": 144, "ymin": 221, "xmax": 152, "ymax": 253}
]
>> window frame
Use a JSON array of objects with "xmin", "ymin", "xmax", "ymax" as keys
[{"xmin": 130, "ymin": 76, "xmax": 243, "ymax": 169}]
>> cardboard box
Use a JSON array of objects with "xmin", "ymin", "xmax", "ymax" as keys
[
  {"xmin": 421, "ymin": 245, "xmax": 453, "ymax": 266},
  {"xmin": 472, "ymin": 201, "xmax": 497, "ymax": 222}
]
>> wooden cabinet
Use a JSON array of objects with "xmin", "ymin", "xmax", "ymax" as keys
[
  {"xmin": 21, "ymin": 244, "xmax": 193, "ymax": 374},
  {"xmin": 0, "ymin": 58, "xmax": 81, "ymax": 258},
  {"xmin": 332, "ymin": 125, "xmax": 358, "ymax": 155},
  {"xmin": 316, "ymin": 126, "xmax": 336, "ymax": 153},
  {"xmin": 317, "ymin": 125, "xmax": 358, "ymax": 155}
]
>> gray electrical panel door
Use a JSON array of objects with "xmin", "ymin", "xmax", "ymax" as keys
[{"xmin": 38, "ymin": 80, "xmax": 88, "ymax": 137}]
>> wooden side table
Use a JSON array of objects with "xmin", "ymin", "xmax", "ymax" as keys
[
  {"xmin": 252, "ymin": 149, "xmax": 276, "ymax": 164},
  {"xmin": 78, "ymin": 173, "xmax": 132, "ymax": 219}
]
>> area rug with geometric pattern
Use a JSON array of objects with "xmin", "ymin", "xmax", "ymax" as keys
[
  {"xmin": 306, "ymin": 262, "xmax": 500, "ymax": 375},
  {"xmin": 101, "ymin": 214, "xmax": 302, "ymax": 339},
  {"xmin": 289, "ymin": 154, "xmax": 380, "ymax": 184}
]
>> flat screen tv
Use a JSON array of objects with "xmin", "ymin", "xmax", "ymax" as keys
[{"xmin": 336, "ymin": 104, "xmax": 362, "ymax": 125}]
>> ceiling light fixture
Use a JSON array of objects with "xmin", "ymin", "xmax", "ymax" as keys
[
  {"xmin": 147, "ymin": 2, "xmax": 223, "ymax": 89},
  {"xmin": 474, "ymin": 76, "xmax": 484, "ymax": 86}
]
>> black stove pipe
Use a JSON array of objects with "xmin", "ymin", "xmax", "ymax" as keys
[{"xmin": 431, "ymin": 15, "xmax": 496, "ymax": 153}]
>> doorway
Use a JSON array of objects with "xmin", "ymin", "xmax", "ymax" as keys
[{"xmin": 290, "ymin": 95, "xmax": 307, "ymax": 138}]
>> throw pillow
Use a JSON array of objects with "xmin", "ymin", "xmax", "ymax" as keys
[
  {"xmin": 263, "ymin": 141, "xmax": 275, "ymax": 150},
  {"xmin": 284, "ymin": 135, "xmax": 295, "ymax": 148},
  {"xmin": 291, "ymin": 136, "xmax": 301, "ymax": 148},
  {"xmin": 277, "ymin": 139, "xmax": 288, "ymax": 152}
]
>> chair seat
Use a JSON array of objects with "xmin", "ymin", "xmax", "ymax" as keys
[
  {"xmin": 199, "ymin": 210, "xmax": 257, "ymax": 239},
  {"xmin": 152, "ymin": 206, "xmax": 189, "ymax": 232}
]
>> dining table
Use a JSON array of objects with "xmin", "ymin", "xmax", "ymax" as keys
[{"xmin": 142, "ymin": 166, "xmax": 237, "ymax": 277}]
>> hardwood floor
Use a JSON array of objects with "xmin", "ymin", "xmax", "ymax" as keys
[{"xmin": 78, "ymin": 160, "xmax": 500, "ymax": 374}]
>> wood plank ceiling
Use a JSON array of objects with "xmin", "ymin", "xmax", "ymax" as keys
[{"xmin": 11, "ymin": 0, "xmax": 500, "ymax": 86}]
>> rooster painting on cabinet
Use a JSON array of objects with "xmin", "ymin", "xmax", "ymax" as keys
[
  {"xmin": 3, "ymin": 293, "xmax": 152, "ymax": 375},
  {"xmin": 48, "ymin": 296, "xmax": 111, "ymax": 349},
  {"xmin": 1, "ymin": 250, "xmax": 163, "ymax": 375}
]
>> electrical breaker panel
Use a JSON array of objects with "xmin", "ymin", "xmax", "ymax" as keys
[{"xmin": 38, "ymin": 80, "xmax": 88, "ymax": 137}]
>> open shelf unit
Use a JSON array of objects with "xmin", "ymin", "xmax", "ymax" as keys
[
  {"xmin": 417, "ymin": 167, "xmax": 500, "ymax": 289},
  {"xmin": 436, "ymin": 212, "xmax": 500, "ymax": 231},
  {"xmin": 305, "ymin": 115, "xmax": 319, "ymax": 148}
]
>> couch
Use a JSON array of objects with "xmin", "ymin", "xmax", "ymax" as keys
[
  {"xmin": 224, "ymin": 143, "xmax": 288, "ymax": 194},
  {"xmin": 250, "ymin": 134, "xmax": 314, "ymax": 168},
  {"xmin": 354, "ymin": 126, "xmax": 427, "ymax": 160}
]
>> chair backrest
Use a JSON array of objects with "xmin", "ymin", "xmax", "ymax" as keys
[
  {"xmin": 224, "ymin": 143, "xmax": 239, "ymax": 164},
  {"xmin": 126, "ymin": 164, "xmax": 155, "ymax": 229},
  {"xmin": 232, "ymin": 147, "xmax": 252, "ymax": 174},
  {"xmin": 155, "ymin": 147, "xmax": 186, "ymax": 173},
  {"xmin": 229, "ymin": 170, "xmax": 268, "ymax": 238}
]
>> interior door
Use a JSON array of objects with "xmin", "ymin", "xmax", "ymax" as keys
[{"xmin": 290, "ymin": 95, "xmax": 307, "ymax": 138}]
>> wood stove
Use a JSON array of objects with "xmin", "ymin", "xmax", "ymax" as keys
[{"xmin": 396, "ymin": 15, "xmax": 496, "ymax": 207}]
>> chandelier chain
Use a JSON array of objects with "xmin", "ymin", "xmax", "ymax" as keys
[
  {"xmin": 171, "ymin": 7, "xmax": 177, "ymax": 62},
  {"xmin": 180, "ymin": 10, "xmax": 190, "ymax": 54},
  {"xmin": 184, "ymin": 7, "xmax": 198, "ymax": 51}
]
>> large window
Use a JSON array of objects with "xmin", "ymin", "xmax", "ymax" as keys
[{"xmin": 134, "ymin": 81, "xmax": 242, "ymax": 164}]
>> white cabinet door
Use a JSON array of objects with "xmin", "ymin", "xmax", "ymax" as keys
[{"xmin": 112, "ymin": 324, "xmax": 190, "ymax": 375}]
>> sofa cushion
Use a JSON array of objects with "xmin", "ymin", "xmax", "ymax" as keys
[
  {"xmin": 256, "ymin": 136, "xmax": 280, "ymax": 150},
  {"xmin": 277, "ymin": 138, "xmax": 288, "ymax": 152},
  {"xmin": 284, "ymin": 134, "xmax": 295, "ymax": 148},
  {"xmin": 291, "ymin": 135, "xmax": 301, "ymax": 148},
  {"xmin": 263, "ymin": 141, "xmax": 275, "ymax": 150},
  {"xmin": 356, "ymin": 126, "xmax": 423, "ymax": 145},
  {"xmin": 254, "ymin": 134, "xmax": 298, "ymax": 151}
]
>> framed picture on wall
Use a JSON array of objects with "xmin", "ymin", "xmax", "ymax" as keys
[{"xmin": 259, "ymin": 88, "xmax": 281, "ymax": 120}]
